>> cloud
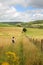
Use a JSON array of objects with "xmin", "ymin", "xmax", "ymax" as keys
[
  {"xmin": 0, "ymin": 7, "xmax": 43, "ymax": 22},
  {"xmin": 0, "ymin": 0, "xmax": 43, "ymax": 8},
  {"xmin": 30, "ymin": 0, "xmax": 43, "ymax": 8},
  {"xmin": 0, "ymin": 0, "xmax": 43, "ymax": 22}
]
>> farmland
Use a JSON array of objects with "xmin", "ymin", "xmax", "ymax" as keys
[
  {"xmin": 0, "ymin": 26, "xmax": 43, "ymax": 65},
  {"xmin": 27, "ymin": 28, "xmax": 43, "ymax": 38}
]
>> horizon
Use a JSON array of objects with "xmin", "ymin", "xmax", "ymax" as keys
[{"xmin": 0, "ymin": 19, "xmax": 41, "ymax": 22}]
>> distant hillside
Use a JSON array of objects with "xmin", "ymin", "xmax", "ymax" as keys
[
  {"xmin": 0, "ymin": 22, "xmax": 22, "ymax": 27},
  {"xmin": 29, "ymin": 20, "xmax": 43, "ymax": 24},
  {"xmin": 0, "ymin": 20, "xmax": 43, "ymax": 28},
  {"xmin": 0, "ymin": 22, "xmax": 28, "ymax": 27},
  {"xmin": 28, "ymin": 20, "xmax": 43, "ymax": 28}
]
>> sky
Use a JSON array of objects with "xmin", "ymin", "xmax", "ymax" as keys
[{"xmin": 0, "ymin": 0, "xmax": 43, "ymax": 22}]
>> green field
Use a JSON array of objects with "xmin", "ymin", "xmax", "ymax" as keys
[
  {"xmin": 27, "ymin": 28, "xmax": 43, "ymax": 38},
  {"xmin": 0, "ymin": 20, "xmax": 43, "ymax": 28},
  {"xmin": 0, "ymin": 27, "xmax": 43, "ymax": 65}
]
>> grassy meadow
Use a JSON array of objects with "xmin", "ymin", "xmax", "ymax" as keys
[
  {"xmin": 27, "ymin": 28, "xmax": 43, "ymax": 38},
  {"xmin": 0, "ymin": 27, "xmax": 43, "ymax": 65}
]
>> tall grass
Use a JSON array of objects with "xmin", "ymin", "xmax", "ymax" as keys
[
  {"xmin": 19, "ymin": 41, "xmax": 24, "ymax": 65},
  {"xmin": 0, "ymin": 27, "xmax": 43, "ymax": 65}
]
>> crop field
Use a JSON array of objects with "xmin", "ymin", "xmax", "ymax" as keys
[
  {"xmin": 27, "ymin": 28, "xmax": 43, "ymax": 38},
  {"xmin": 0, "ymin": 27, "xmax": 43, "ymax": 65}
]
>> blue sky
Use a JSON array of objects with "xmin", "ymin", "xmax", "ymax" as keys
[
  {"xmin": 14, "ymin": 5, "xmax": 34, "ymax": 12},
  {"xmin": 0, "ymin": 0, "xmax": 43, "ymax": 22},
  {"xmin": 15, "ymin": 4, "xmax": 43, "ymax": 12}
]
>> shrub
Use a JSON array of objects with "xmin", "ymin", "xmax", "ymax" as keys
[{"xmin": 22, "ymin": 28, "xmax": 27, "ymax": 33}]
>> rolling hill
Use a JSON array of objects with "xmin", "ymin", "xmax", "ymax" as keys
[{"xmin": 0, "ymin": 20, "xmax": 43, "ymax": 28}]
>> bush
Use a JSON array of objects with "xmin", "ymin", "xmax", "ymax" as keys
[{"xmin": 22, "ymin": 28, "xmax": 27, "ymax": 32}]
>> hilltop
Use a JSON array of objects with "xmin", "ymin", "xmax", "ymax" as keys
[
  {"xmin": 0, "ymin": 20, "xmax": 43, "ymax": 28},
  {"xmin": 28, "ymin": 20, "xmax": 43, "ymax": 28}
]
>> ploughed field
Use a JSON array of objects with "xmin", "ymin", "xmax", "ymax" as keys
[{"xmin": 0, "ymin": 27, "xmax": 43, "ymax": 65}]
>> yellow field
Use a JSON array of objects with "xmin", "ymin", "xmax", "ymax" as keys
[
  {"xmin": 0, "ymin": 27, "xmax": 43, "ymax": 65},
  {"xmin": 0, "ymin": 27, "xmax": 22, "ymax": 46}
]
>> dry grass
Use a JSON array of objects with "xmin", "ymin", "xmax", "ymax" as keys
[{"xmin": 0, "ymin": 27, "xmax": 43, "ymax": 65}]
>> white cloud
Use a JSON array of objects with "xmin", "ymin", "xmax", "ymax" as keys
[
  {"xmin": 0, "ymin": 3, "xmax": 2, "ymax": 7},
  {"xmin": 0, "ymin": 5, "xmax": 43, "ymax": 22},
  {"xmin": 0, "ymin": 0, "xmax": 43, "ymax": 22},
  {"xmin": 6, "ymin": 7, "xmax": 16, "ymax": 13},
  {"xmin": 0, "ymin": 0, "xmax": 43, "ymax": 8}
]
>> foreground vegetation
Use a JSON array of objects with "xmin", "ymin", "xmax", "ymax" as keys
[{"xmin": 0, "ymin": 27, "xmax": 43, "ymax": 65}]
